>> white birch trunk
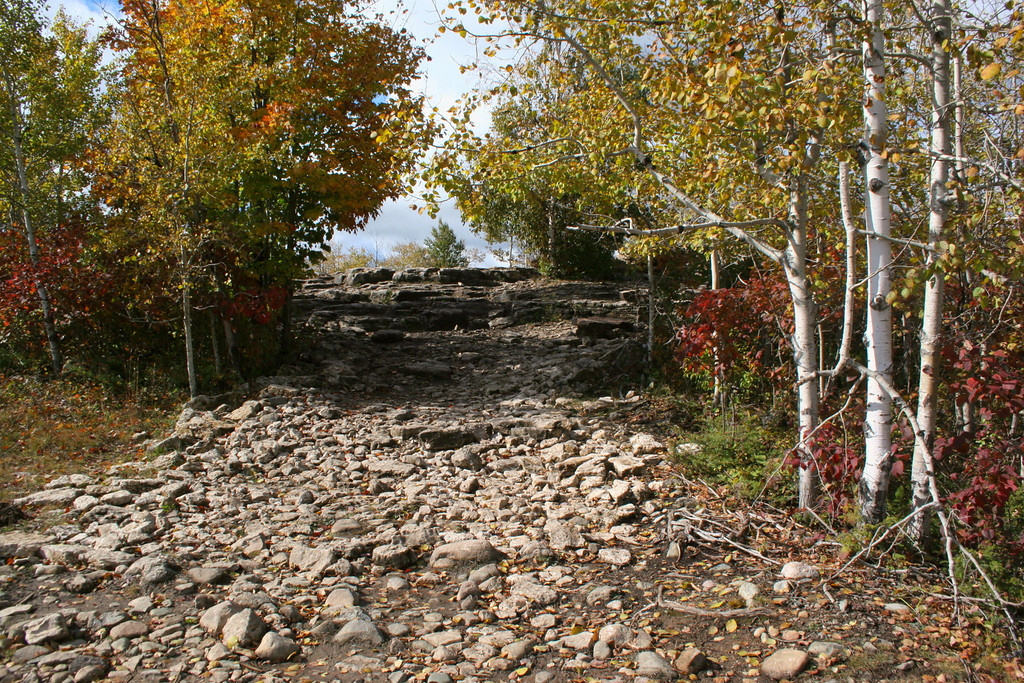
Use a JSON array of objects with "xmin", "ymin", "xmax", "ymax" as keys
[
  {"xmin": 909, "ymin": 0, "xmax": 953, "ymax": 542},
  {"xmin": 183, "ymin": 277, "xmax": 198, "ymax": 399},
  {"xmin": 785, "ymin": 178, "xmax": 820, "ymax": 509},
  {"xmin": 860, "ymin": 0, "xmax": 895, "ymax": 524},
  {"xmin": 2, "ymin": 68, "xmax": 63, "ymax": 376}
]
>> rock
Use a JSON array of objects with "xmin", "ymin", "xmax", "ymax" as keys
[
  {"xmin": 808, "ymin": 641, "xmax": 845, "ymax": 659},
  {"xmin": 39, "ymin": 544, "xmax": 89, "ymax": 565},
  {"xmin": 15, "ymin": 487, "xmax": 82, "ymax": 507},
  {"xmin": 885, "ymin": 602, "xmax": 912, "ymax": 614},
  {"xmin": 289, "ymin": 545, "xmax": 335, "ymax": 575},
  {"xmin": 200, "ymin": 602, "xmax": 242, "ymax": 636},
  {"xmin": 419, "ymin": 427, "xmax": 477, "ymax": 451},
  {"xmin": 228, "ymin": 400, "xmax": 263, "ymax": 422},
  {"xmin": 780, "ymin": 561, "xmax": 819, "ymax": 580},
  {"xmin": 511, "ymin": 581, "xmax": 558, "ymax": 606},
  {"xmin": 675, "ymin": 647, "xmax": 708, "ymax": 674},
  {"xmin": 372, "ymin": 544, "xmax": 417, "ymax": 569},
  {"xmin": 403, "ymin": 361, "xmax": 452, "ymax": 379},
  {"xmin": 563, "ymin": 630, "xmax": 596, "ymax": 650},
  {"xmin": 255, "ymin": 631, "xmax": 302, "ymax": 661},
  {"xmin": 125, "ymin": 554, "xmax": 178, "ymax": 583},
  {"xmin": 429, "ymin": 539, "xmax": 502, "ymax": 566},
  {"xmin": 83, "ymin": 549, "xmax": 136, "ymax": 570},
  {"xmin": 635, "ymin": 651, "xmax": 675, "ymax": 678},
  {"xmin": 372, "ymin": 329, "xmax": 406, "ymax": 343},
  {"xmin": 0, "ymin": 532, "xmax": 54, "ymax": 558},
  {"xmin": 575, "ymin": 317, "xmax": 633, "ymax": 340},
  {"xmin": 608, "ymin": 455, "xmax": 644, "ymax": 478},
  {"xmin": 100, "ymin": 490, "xmax": 134, "ymax": 506},
  {"xmin": 221, "ymin": 608, "xmax": 268, "ymax": 648},
  {"xmin": 597, "ymin": 624, "xmax": 633, "ymax": 647},
  {"xmin": 188, "ymin": 566, "xmax": 230, "ymax": 585},
  {"xmin": 761, "ymin": 649, "xmax": 810, "ymax": 680},
  {"xmin": 629, "ymin": 433, "xmax": 664, "ymax": 455},
  {"xmin": 597, "ymin": 548, "xmax": 632, "ymax": 565},
  {"xmin": 325, "ymin": 587, "xmax": 360, "ymax": 609},
  {"xmin": 545, "ymin": 521, "xmax": 585, "ymax": 550},
  {"xmin": 737, "ymin": 580, "xmax": 760, "ymax": 606},
  {"xmin": 109, "ymin": 620, "xmax": 148, "ymax": 640},
  {"xmin": 333, "ymin": 619, "xmax": 386, "ymax": 647},
  {"xmin": 23, "ymin": 613, "xmax": 69, "ymax": 645}
]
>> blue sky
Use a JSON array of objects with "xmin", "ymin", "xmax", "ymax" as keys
[{"xmin": 63, "ymin": 0, "xmax": 505, "ymax": 265}]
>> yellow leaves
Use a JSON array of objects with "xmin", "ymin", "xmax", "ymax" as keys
[
  {"xmin": 726, "ymin": 619, "xmax": 739, "ymax": 633},
  {"xmin": 980, "ymin": 62, "xmax": 1001, "ymax": 80}
]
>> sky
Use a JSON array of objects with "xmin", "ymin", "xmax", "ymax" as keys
[{"xmin": 62, "ymin": 0, "xmax": 506, "ymax": 265}]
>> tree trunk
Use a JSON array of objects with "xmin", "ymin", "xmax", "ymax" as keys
[
  {"xmin": 211, "ymin": 310, "xmax": 222, "ymax": 375},
  {"xmin": 909, "ymin": 0, "xmax": 952, "ymax": 543},
  {"xmin": 784, "ymin": 178, "xmax": 820, "ymax": 510},
  {"xmin": 3, "ymin": 69, "xmax": 63, "ymax": 376},
  {"xmin": 278, "ymin": 287, "xmax": 293, "ymax": 361},
  {"xmin": 860, "ymin": 0, "xmax": 895, "ymax": 524},
  {"xmin": 548, "ymin": 201, "xmax": 557, "ymax": 266},
  {"xmin": 183, "ymin": 278, "xmax": 198, "ymax": 398},
  {"xmin": 711, "ymin": 249, "xmax": 724, "ymax": 406},
  {"xmin": 221, "ymin": 314, "xmax": 242, "ymax": 379}
]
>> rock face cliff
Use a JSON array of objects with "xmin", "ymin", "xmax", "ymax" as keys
[{"xmin": 0, "ymin": 270, "xmax": 932, "ymax": 683}]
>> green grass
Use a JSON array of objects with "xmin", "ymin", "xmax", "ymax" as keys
[
  {"xmin": 0, "ymin": 374, "xmax": 180, "ymax": 502},
  {"xmin": 671, "ymin": 406, "xmax": 794, "ymax": 503}
]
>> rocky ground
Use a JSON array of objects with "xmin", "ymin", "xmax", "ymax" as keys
[{"xmin": 0, "ymin": 268, "xmax": 1007, "ymax": 683}]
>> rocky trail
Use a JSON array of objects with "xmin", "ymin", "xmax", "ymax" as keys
[{"xmin": 0, "ymin": 268, "xmax": 990, "ymax": 683}]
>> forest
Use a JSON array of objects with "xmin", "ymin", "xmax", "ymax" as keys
[{"xmin": 2, "ymin": 0, "xmax": 1023, "ymax": 651}]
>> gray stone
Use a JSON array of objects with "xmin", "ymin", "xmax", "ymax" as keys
[
  {"xmin": 598, "ymin": 548, "xmax": 632, "ymax": 565},
  {"xmin": 562, "ymin": 630, "xmax": 596, "ymax": 650},
  {"xmin": 629, "ymin": 433, "xmax": 664, "ymax": 455},
  {"xmin": 221, "ymin": 608, "xmax": 268, "ymax": 648},
  {"xmin": 737, "ymin": 580, "xmax": 760, "ymax": 606},
  {"xmin": 109, "ymin": 620, "xmax": 148, "ymax": 640},
  {"xmin": 780, "ymin": 561, "xmax": 819, "ymax": 580},
  {"xmin": 511, "ymin": 581, "xmax": 558, "ymax": 606},
  {"xmin": 429, "ymin": 539, "xmax": 502, "ymax": 566},
  {"xmin": 199, "ymin": 602, "xmax": 242, "ymax": 636},
  {"xmin": 403, "ymin": 361, "xmax": 452, "ymax": 380},
  {"xmin": 255, "ymin": 631, "xmax": 302, "ymax": 661},
  {"xmin": 675, "ymin": 647, "xmax": 708, "ymax": 674},
  {"xmin": 0, "ymin": 532, "xmax": 54, "ymax": 558},
  {"xmin": 325, "ymin": 587, "xmax": 360, "ymax": 608},
  {"xmin": 15, "ymin": 487, "xmax": 82, "ymax": 507},
  {"xmin": 371, "ymin": 544, "xmax": 417, "ymax": 569},
  {"xmin": 885, "ymin": 602, "xmax": 912, "ymax": 614},
  {"xmin": 83, "ymin": 549, "xmax": 136, "ymax": 570},
  {"xmin": 39, "ymin": 544, "xmax": 90, "ymax": 565},
  {"xmin": 419, "ymin": 427, "xmax": 476, "ymax": 450},
  {"xmin": 333, "ymin": 619, "xmax": 385, "ymax": 647},
  {"xmin": 545, "ymin": 521, "xmax": 584, "ymax": 550},
  {"xmin": 808, "ymin": 641, "xmax": 845, "ymax": 659},
  {"xmin": 635, "ymin": 651, "xmax": 675, "ymax": 678},
  {"xmin": 125, "ymin": 554, "xmax": 178, "ymax": 583},
  {"xmin": 289, "ymin": 545, "xmax": 335, "ymax": 575},
  {"xmin": 188, "ymin": 566, "xmax": 230, "ymax": 585},
  {"xmin": 10, "ymin": 644, "xmax": 49, "ymax": 663},
  {"xmin": 597, "ymin": 623, "xmax": 633, "ymax": 647},
  {"xmin": 100, "ymin": 490, "xmax": 134, "ymax": 506},
  {"xmin": 761, "ymin": 649, "xmax": 810, "ymax": 680},
  {"xmin": 23, "ymin": 613, "xmax": 69, "ymax": 645}
]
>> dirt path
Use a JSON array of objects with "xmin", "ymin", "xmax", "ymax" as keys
[{"xmin": 0, "ymin": 268, "xmax": 996, "ymax": 683}]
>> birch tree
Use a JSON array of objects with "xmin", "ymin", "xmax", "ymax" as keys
[
  {"xmin": 428, "ymin": 0, "xmax": 864, "ymax": 508},
  {"xmin": 858, "ymin": 0, "xmax": 896, "ymax": 523},
  {"xmin": 0, "ymin": 0, "xmax": 104, "ymax": 376}
]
